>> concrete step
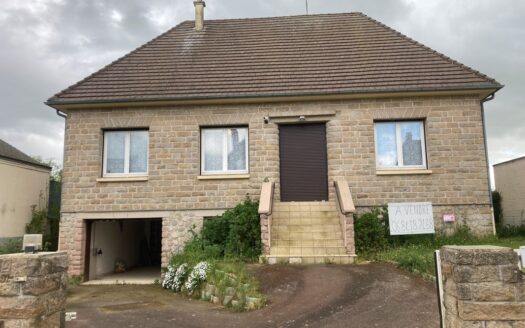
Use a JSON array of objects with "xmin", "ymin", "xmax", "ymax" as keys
[
  {"xmin": 270, "ymin": 246, "xmax": 348, "ymax": 256},
  {"xmin": 272, "ymin": 211, "xmax": 338, "ymax": 220},
  {"xmin": 261, "ymin": 255, "xmax": 356, "ymax": 265},
  {"xmin": 272, "ymin": 239, "xmax": 344, "ymax": 247},
  {"xmin": 273, "ymin": 201, "xmax": 337, "ymax": 213},
  {"xmin": 272, "ymin": 218, "xmax": 340, "ymax": 225},
  {"xmin": 271, "ymin": 231, "xmax": 342, "ymax": 240},
  {"xmin": 271, "ymin": 224, "xmax": 341, "ymax": 233}
]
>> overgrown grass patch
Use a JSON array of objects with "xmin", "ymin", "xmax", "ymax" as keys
[
  {"xmin": 355, "ymin": 207, "xmax": 525, "ymax": 279},
  {"xmin": 363, "ymin": 234, "xmax": 524, "ymax": 279},
  {"xmin": 0, "ymin": 238, "xmax": 22, "ymax": 255}
]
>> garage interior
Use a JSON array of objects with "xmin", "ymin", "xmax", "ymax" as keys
[{"xmin": 85, "ymin": 218, "xmax": 162, "ymax": 284}]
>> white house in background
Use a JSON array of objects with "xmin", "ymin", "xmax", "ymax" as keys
[
  {"xmin": 0, "ymin": 139, "xmax": 51, "ymax": 240},
  {"xmin": 494, "ymin": 156, "xmax": 525, "ymax": 226}
]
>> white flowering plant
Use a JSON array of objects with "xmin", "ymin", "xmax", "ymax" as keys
[
  {"xmin": 173, "ymin": 263, "xmax": 189, "ymax": 292},
  {"xmin": 184, "ymin": 261, "xmax": 210, "ymax": 294},
  {"xmin": 162, "ymin": 265, "xmax": 176, "ymax": 290}
]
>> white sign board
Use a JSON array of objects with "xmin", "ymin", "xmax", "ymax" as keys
[{"xmin": 388, "ymin": 202, "xmax": 435, "ymax": 235}]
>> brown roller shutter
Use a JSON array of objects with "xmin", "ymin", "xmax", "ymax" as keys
[{"xmin": 279, "ymin": 123, "xmax": 328, "ymax": 201}]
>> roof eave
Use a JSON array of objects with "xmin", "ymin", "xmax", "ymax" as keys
[
  {"xmin": 45, "ymin": 84, "xmax": 503, "ymax": 111},
  {"xmin": 0, "ymin": 155, "xmax": 53, "ymax": 171}
]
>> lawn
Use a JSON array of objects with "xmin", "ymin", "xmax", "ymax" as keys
[{"xmin": 362, "ymin": 233, "xmax": 525, "ymax": 279}]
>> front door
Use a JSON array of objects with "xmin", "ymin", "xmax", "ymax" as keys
[{"xmin": 279, "ymin": 123, "xmax": 328, "ymax": 201}]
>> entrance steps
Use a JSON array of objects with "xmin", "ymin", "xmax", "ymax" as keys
[{"xmin": 262, "ymin": 201, "xmax": 356, "ymax": 265}]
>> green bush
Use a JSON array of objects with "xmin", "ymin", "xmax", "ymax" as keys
[
  {"xmin": 201, "ymin": 198, "xmax": 261, "ymax": 261},
  {"xmin": 497, "ymin": 224, "xmax": 525, "ymax": 238},
  {"xmin": 25, "ymin": 208, "xmax": 55, "ymax": 251},
  {"xmin": 170, "ymin": 237, "xmax": 223, "ymax": 267},
  {"xmin": 171, "ymin": 198, "xmax": 261, "ymax": 266},
  {"xmin": 201, "ymin": 215, "xmax": 230, "ymax": 255},
  {"xmin": 354, "ymin": 206, "xmax": 390, "ymax": 253},
  {"xmin": 0, "ymin": 238, "xmax": 22, "ymax": 255},
  {"xmin": 223, "ymin": 199, "xmax": 261, "ymax": 260}
]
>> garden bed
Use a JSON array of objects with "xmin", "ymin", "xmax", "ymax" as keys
[
  {"xmin": 161, "ymin": 198, "xmax": 265, "ymax": 310},
  {"xmin": 162, "ymin": 261, "xmax": 264, "ymax": 310}
]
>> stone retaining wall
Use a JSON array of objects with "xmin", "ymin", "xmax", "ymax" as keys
[
  {"xmin": 0, "ymin": 252, "xmax": 68, "ymax": 328},
  {"xmin": 441, "ymin": 246, "xmax": 525, "ymax": 327}
]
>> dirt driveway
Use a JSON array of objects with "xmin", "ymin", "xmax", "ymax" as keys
[{"xmin": 66, "ymin": 263, "xmax": 439, "ymax": 328}]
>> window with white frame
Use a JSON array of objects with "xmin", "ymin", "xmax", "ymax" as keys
[
  {"xmin": 374, "ymin": 121, "xmax": 427, "ymax": 169},
  {"xmin": 201, "ymin": 127, "xmax": 248, "ymax": 174},
  {"xmin": 103, "ymin": 130, "xmax": 149, "ymax": 176}
]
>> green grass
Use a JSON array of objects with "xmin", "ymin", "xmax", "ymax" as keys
[
  {"xmin": 207, "ymin": 261, "xmax": 265, "ymax": 308},
  {"xmin": 363, "ymin": 233, "xmax": 525, "ymax": 279},
  {"xmin": 0, "ymin": 238, "xmax": 22, "ymax": 255}
]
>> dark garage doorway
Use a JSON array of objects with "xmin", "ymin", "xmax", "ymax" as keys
[
  {"xmin": 279, "ymin": 123, "xmax": 329, "ymax": 202},
  {"xmin": 84, "ymin": 218, "xmax": 162, "ymax": 283}
]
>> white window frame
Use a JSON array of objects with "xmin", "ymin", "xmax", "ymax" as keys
[
  {"xmin": 374, "ymin": 120, "xmax": 427, "ymax": 170},
  {"xmin": 201, "ymin": 127, "xmax": 249, "ymax": 175},
  {"xmin": 103, "ymin": 130, "xmax": 149, "ymax": 177}
]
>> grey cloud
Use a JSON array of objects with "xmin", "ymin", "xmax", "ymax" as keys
[{"xmin": 0, "ymin": 0, "xmax": 523, "ymax": 180}]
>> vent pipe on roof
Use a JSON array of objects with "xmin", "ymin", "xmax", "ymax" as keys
[{"xmin": 194, "ymin": 0, "xmax": 205, "ymax": 31}]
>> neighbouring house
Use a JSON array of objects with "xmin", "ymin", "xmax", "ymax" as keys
[
  {"xmin": 0, "ymin": 139, "xmax": 51, "ymax": 241},
  {"xmin": 46, "ymin": 2, "xmax": 502, "ymax": 280},
  {"xmin": 494, "ymin": 156, "xmax": 525, "ymax": 226}
]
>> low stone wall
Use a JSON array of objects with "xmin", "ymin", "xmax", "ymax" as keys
[
  {"xmin": 441, "ymin": 246, "xmax": 525, "ymax": 327},
  {"xmin": 0, "ymin": 252, "xmax": 68, "ymax": 328}
]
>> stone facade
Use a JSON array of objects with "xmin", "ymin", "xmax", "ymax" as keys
[
  {"xmin": 60, "ymin": 95, "xmax": 493, "ymax": 275},
  {"xmin": 0, "ymin": 252, "xmax": 68, "ymax": 328},
  {"xmin": 440, "ymin": 246, "xmax": 525, "ymax": 327}
]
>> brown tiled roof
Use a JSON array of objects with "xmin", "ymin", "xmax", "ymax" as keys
[
  {"xmin": 0, "ymin": 139, "xmax": 51, "ymax": 169},
  {"xmin": 47, "ymin": 12, "xmax": 501, "ymax": 105}
]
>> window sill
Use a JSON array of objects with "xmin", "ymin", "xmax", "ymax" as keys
[
  {"xmin": 197, "ymin": 174, "xmax": 250, "ymax": 180},
  {"xmin": 376, "ymin": 169, "xmax": 432, "ymax": 176},
  {"xmin": 97, "ymin": 176, "xmax": 149, "ymax": 182}
]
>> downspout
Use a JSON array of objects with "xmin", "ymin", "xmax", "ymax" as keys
[
  {"xmin": 56, "ymin": 109, "xmax": 67, "ymax": 119},
  {"xmin": 54, "ymin": 108, "xmax": 68, "ymax": 251},
  {"xmin": 480, "ymin": 93, "xmax": 496, "ymax": 235}
]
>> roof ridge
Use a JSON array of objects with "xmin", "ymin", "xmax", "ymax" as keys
[
  {"xmin": 46, "ymin": 21, "xmax": 188, "ymax": 103},
  {"xmin": 202, "ymin": 12, "xmax": 361, "ymax": 23},
  {"xmin": 355, "ymin": 12, "xmax": 502, "ymax": 88}
]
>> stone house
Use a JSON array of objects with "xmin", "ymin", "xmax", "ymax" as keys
[
  {"xmin": 0, "ymin": 139, "xmax": 51, "ymax": 241},
  {"xmin": 494, "ymin": 156, "xmax": 525, "ymax": 226},
  {"xmin": 46, "ymin": 2, "xmax": 502, "ymax": 279}
]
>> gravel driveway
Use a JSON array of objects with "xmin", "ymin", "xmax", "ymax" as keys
[{"xmin": 66, "ymin": 263, "xmax": 440, "ymax": 328}]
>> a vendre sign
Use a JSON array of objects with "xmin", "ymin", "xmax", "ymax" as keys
[{"xmin": 388, "ymin": 202, "xmax": 435, "ymax": 235}]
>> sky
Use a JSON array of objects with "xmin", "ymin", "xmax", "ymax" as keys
[{"xmin": 0, "ymin": 0, "xmax": 523, "ymax": 186}]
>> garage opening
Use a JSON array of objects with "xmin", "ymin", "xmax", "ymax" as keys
[{"xmin": 84, "ymin": 218, "xmax": 162, "ymax": 284}]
